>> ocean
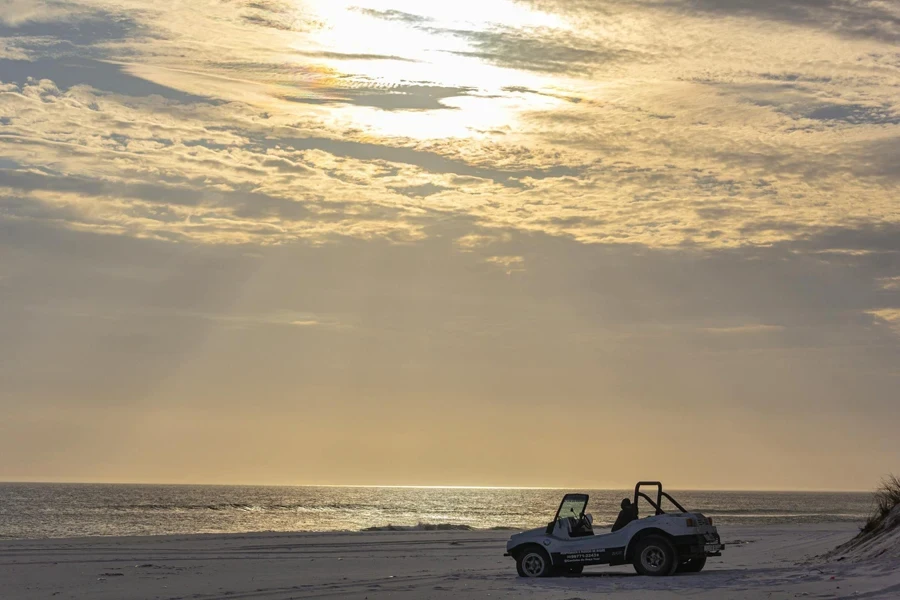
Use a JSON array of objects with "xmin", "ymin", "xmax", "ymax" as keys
[{"xmin": 0, "ymin": 484, "xmax": 873, "ymax": 540}]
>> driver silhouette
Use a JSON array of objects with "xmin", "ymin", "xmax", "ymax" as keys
[{"xmin": 611, "ymin": 498, "xmax": 638, "ymax": 532}]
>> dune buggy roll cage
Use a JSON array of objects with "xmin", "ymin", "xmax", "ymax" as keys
[{"xmin": 633, "ymin": 481, "xmax": 686, "ymax": 516}]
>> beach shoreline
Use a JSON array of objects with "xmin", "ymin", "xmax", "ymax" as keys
[{"xmin": 2, "ymin": 522, "xmax": 899, "ymax": 599}]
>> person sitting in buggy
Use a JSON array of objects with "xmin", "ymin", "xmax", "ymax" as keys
[{"xmin": 611, "ymin": 498, "xmax": 638, "ymax": 531}]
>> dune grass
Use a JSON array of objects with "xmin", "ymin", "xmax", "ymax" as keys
[{"xmin": 862, "ymin": 474, "xmax": 900, "ymax": 533}]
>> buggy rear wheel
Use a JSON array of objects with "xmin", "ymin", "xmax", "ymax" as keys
[
  {"xmin": 632, "ymin": 535, "xmax": 677, "ymax": 576},
  {"xmin": 516, "ymin": 546, "xmax": 553, "ymax": 578},
  {"xmin": 677, "ymin": 554, "xmax": 707, "ymax": 573}
]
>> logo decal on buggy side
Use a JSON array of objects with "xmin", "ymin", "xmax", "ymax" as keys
[
  {"xmin": 543, "ymin": 540, "xmax": 551, "ymax": 546},
  {"xmin": 561, "ymin": 551, "xmax": 602, "ymax": 564}
]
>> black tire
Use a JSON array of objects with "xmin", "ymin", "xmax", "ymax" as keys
[
  {"xmin": 677, "ymin": 555, "xmax": 707, "ymax": 573},
  {"xmin": 632, "ymin": 535, "xmax": 677, "ymax": 576},
  {"xmin": 516, "ymin": 546, "xmax": 553, "ymax": 578}
]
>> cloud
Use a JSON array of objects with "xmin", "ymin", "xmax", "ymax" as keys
[
  {"xmin": 0, "ymin": 1, "xmax": 160, "ymax": 64},
  {"xmin": 868, "ymin": 309, "xmax": 900, "ymax": 336},
  {"xmin": 357, "ymin": 7, "xmax": 642, "ymax": 75},
  {"xmin": 292, "ymin": 50, "xmax": 419, "ymax": 62},
  {"xmin": 701, "ymin": 324, "xmax": 786, "ymax": 335},
  {"xmin": 390, "ymin": 183, "xmax": 450, "ymax": 197},
  {"xmin": 879, "ymin": 277, "xmax": 900, "ymax": 291},
  {"xmin": 0, "ymin": 58, "xmax": 215, "ymax": 102},
  {"xmin": 272, "ymin": 136, "xmax": 586, "ymax": 188},
  {"xmin": 439, "ymin": 26, "xmax": 641, "ymax": 74},
  {"xmin": 281, "ymin": 83, "xmax": 476, "ymax": 111},
  {"xmin": 1, "ymin": 0, "xmax": 898, "ymax": 253},
  {"xmin": 802, "ymin": 102, "xmax": 899, "ymax": 125},
  {"xmin": 713, "ymin": 79, "xmax": 900, "ymax": 126},
  {"xmin": 238, "ymin": 0, "xmax": 324, "ymax": 32},
  {"xmin": 485, "ymin": 254, "xmax": 524, "ymax": 270},
  {"xmin": 0, "ymin": 4, "xmax": 143, "ymax": 45},
  {"xmin": 290, "ymin": 319, "xmax": 322, "ymax": 326},
  {"xmin": 656, "ymin": 0, "xmax": 900, "ymax": 43},
  {"xmin": 352, "ymin": 8, "xmax": 432, "ymax": 25}
]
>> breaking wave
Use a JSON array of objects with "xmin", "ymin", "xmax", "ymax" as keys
[
  {"xmin": 362, "ymin": 523, "xmax": 475, "ymax": 532},
  {"xmin": 360, "ymin": 523, "xmax": 523, "ymax": 532},
  {"xmin": 108, "ymin": 503, "xmax": 370, "ymax": 512}
]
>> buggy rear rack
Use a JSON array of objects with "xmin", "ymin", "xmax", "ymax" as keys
[{"xmin": 633, "ymin": 481, "xmax": 686, "ymax": 516}]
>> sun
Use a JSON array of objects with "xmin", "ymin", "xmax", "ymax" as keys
[{"xmin": 276, "ymin": 0, "xmax": 569, "ymax": 139}]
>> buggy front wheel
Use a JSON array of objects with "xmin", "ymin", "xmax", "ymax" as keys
[{"xmin": 516, "ymin": 546, "xmax": 553, "ymax": 578}]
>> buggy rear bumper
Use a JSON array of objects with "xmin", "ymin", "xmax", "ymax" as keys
[{"xmin": 672, "ymin": 533, "xmax": 724, "ymax": 558}]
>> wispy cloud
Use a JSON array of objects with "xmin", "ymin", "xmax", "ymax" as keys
[
  {"xmin": 868, "ymin": 309, "xmax": 900, "ymax": 336},
  {"xmin": 701, "ymin": 324, "xmax": 786, "ymax": 335}
]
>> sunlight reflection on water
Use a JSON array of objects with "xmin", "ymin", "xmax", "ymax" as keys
[{"xmin": 0, "ymin": 484, "xmax": 872, "ymax": 539}]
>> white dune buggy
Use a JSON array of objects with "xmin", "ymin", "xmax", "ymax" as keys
[{"xmin": 505, "ymin": 482, "xmax": 724, "ymax": 577}]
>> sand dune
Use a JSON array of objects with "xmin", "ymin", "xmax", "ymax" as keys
[
  {"xmin": 827, "ymin": 505, "xmax": 900, "ymax": 564},
  {"xmin": 2, "ymin": 523, "xmax": 899, "ymax": 599}
]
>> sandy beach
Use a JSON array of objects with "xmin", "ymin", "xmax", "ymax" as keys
[{"xmin": 2, "ymin": 523, "xmax": 898, "ymax": 600}]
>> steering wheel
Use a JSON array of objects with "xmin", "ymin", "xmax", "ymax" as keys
[{"xmin": 569, "ymin": 513, "xmax": 588, "ymax": 535}]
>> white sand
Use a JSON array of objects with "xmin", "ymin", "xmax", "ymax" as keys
[{"xmin": 2, "ymin": 523, "xmax": 899, "ymax": 599}]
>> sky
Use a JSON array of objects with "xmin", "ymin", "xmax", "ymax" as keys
[{"xmin": 0, "ymin": 0, "xmax": 898, "ymax": 491}]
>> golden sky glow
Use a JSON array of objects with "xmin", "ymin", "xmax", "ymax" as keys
[{"xmin": 0, "ymin": 0, "xmax": 898, "ymax": 490}]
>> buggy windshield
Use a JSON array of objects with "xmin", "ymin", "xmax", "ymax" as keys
[{"xmin": 554, "ymin": 494, "xmax": 588, "ymax": 522}]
